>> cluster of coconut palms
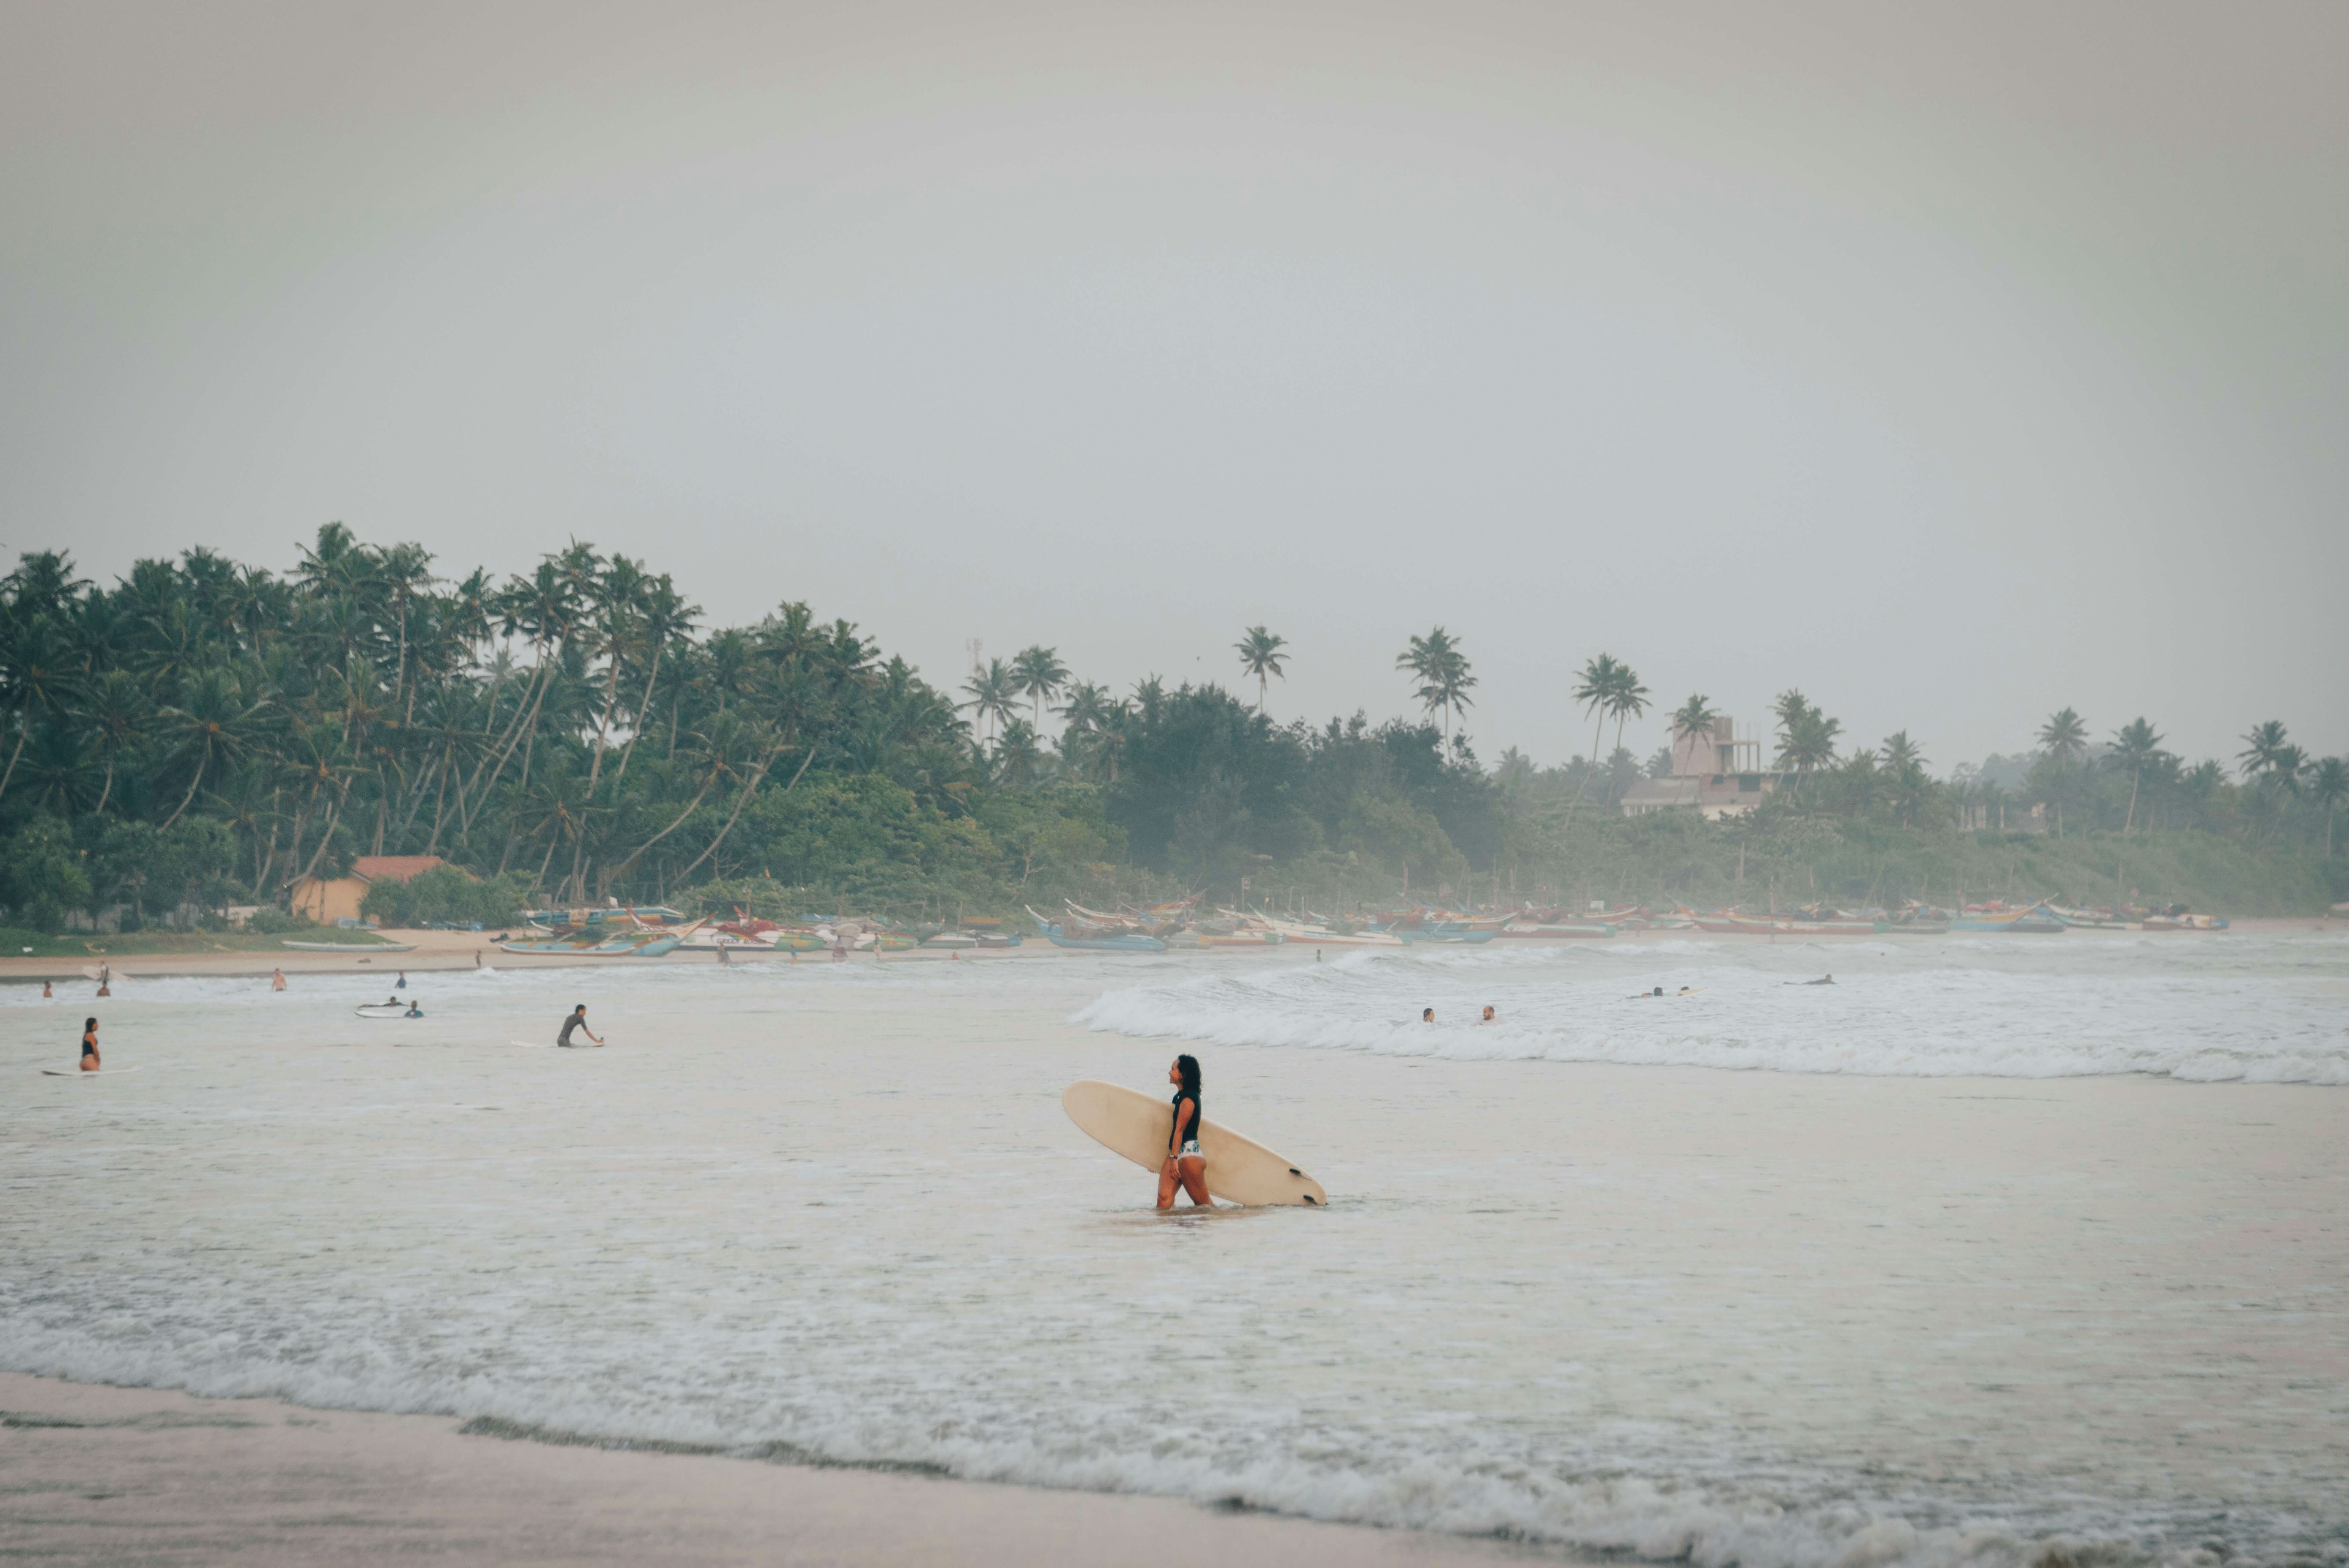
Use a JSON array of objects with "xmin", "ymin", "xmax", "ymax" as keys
[{"xmin": 0, "ymin": 527, "xmax": 973, "ymax": 916}]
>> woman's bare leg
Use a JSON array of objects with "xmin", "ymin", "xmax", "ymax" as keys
[
  {"xmin": 1178, "ymin": 1156, "xmax": 1209, "ymax": 1206},
  {"xmin": 1157, "ymin": 1159, "xmax": 1180, "ymax": 1209}
]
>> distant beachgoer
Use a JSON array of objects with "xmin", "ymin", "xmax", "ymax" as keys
[
  {"xmin": 1422, "ymin": 1007, "xmax": 1435, "ymax": 1023},
  {"xmin": 80, "ymin": 1017, "xmax": 100, "ymax": 1072},
  {"xmin": 1157, "ymin": 1053, "xmax": 1210, "ymax": 1210},
  {"xmin": 1481, "ymin": 1005, "xmax": 1496, "ymax": 1024},
  {"xmin": 473, "ymin": 950, "xmax": 481, "ymax": 968},
  {"xmin": 404, "ymin": 1001, "xmax": 423, "ymax": 1018},
  {"xmin": 271, "ymin": 968, "xmax": 286, "ymax": 992},
  {"xmin": 556, "ymin": 1005, "xmax": 603, "ymax": 1049},
  {"xmin": 1807, "ymin": 975, "xmax": 1835, "ymax": 986},
  {"xmin": 396, "ymin": 970, "xmax": 407, "ymax": 989},
  {"xmin": 42, "ymin": 979, "xmax": 53, "ymax": 998}
]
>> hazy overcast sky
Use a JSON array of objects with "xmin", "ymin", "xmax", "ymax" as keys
[{"xmin": 3, "ymin": 1, "xmax": 2342, "ymax": 769}]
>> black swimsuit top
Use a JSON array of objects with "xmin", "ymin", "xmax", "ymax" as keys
[{"xmin": 1170, "ymin": 1090, "xmax": 1201, "ymax": 1151}]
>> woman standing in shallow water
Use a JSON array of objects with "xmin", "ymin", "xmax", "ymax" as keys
[
  {"xmin": 1157, "ymin": 1053, "xmax": 1211, "ymax": 1210},
  {"xmin": 79, "ymin": 1017, "xmax": 100, "ymax": 1072}
]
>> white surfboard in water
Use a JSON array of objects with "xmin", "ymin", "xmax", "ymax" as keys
[
  {"xmin": 1061, "ymin": 1080, "xmax": 1327, "ymax": 1207},
  {"xmin": 43, "ymin": 1067, "xmax": 141, "ymax": 1076}
]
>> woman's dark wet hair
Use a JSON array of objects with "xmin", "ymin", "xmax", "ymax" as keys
[
  {"xmin": 1174, "ymin": 1053, "xmax": 1201, "ymax": 1098},
  {"xmin": 84, "ymin": 1017, "xmax": 97, "ymax": 1029}
]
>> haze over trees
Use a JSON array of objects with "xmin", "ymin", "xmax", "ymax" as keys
[{"xmin": 0, "ymin": 529, "xmax": 2342, "ymax": 934}]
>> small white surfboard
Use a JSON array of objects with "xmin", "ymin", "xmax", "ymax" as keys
[
  {"xmin": 43, "ymin": 1067, "xmax": 141, "ymax": 1076},
  {"xmin": 1061, "ymin": 1080, "xmax": 1328, "ymax": 1207}
]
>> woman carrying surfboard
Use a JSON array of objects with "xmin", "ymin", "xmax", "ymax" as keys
[{"xmin": 1158, "ymin": 1055, "xmax": 1211, "ymax": 1210}]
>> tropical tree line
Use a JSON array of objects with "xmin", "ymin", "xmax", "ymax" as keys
[{"xmin": 1, "ymin": 533, "xmax": 2342, "ymax": 932}]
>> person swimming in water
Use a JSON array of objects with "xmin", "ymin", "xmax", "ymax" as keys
[
  {"xmin": 404, "ymin": 1000, "xmax": 423, "ymax": 1017},
  {"xmin": 79, "ymin": 1016, "xmax": 100, "ymax": 1072},
  {"xmin": 1158, "ymin": 1053, "xmax": 1210, "ymax": 1210},
  {"xmin": 1786, "ymin": 974, "xmax": 1835, "ymax": 986},
  {"xmin": 1481, "ymin": 1005, "xmax": 1496, "ymax": 1023},
  {"xmin": 42, "ymin": 979, "xmax": 53, "ymax": 998},
  {"xmin": 1422, "ymin": 1006, "xmax": 1435, "ymax": 1023},
  {"xmin": 270, "ymin": 968, "xmax": 286, "ymax": 992},
  {"xmin": 396, "ymin": 970, "xmax": 407, "ymax": 989},
  {"xmin": 556, "ymin": 1004, "xmax": 603, "ymax": 1048}
]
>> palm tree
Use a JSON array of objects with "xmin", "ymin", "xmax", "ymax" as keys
[
  {"xmin": 993, "ymin": 716, "xmax": 1045, "ymax": 787},
  {"xmin": 1234, "ymin": 626, "xmax": 1288, "ymax": 713},
  {"xmin": 2107, "ymin": 718, "xmax": 2164, "ymax": 832},
  {"xmin": 2310, "ymin": 756, "xmax": 2348, "ymax": 855},
  {"xmin": 376, "ymin": 541, "xmax": 437, "ymax": 720},
  {"xmin": 157, "ymin": 667, "xmax": 268, "ymax": 829},
  {"xmin": 1397, "ymin": 626, "xmax": 1475, "ymax": 738},
  {"xmin": 962, "ymin": 658, "xmax": 1016, "ymax": 745},
  {"xmin": 2266, "ymin": 744, "xmax": 2308, "ymax": 795},
  {"xmin": 1668, "ymin": 694, "xmax": 1721, "ymax": 773},
  {"xmin": 1562, "ymin": 653, "xmax": 1625, "ymax": 828},
  {"xmin": 2038, "ymin": 707, "xmax": 2089, "ymax": 765},
  {"xmin": 2238, "ymin": 719, "xmax": 2291, "ymax": 781},
  {"xmin": 1604, "ymin": 663, "xmax": 1650, "ymax": 781},
  {"xmin": 1772, "ymin": 690, "xmax": 1840, "ymax": 797},
  {"xmin": 579, "ymin": 553, "xmax": 655, "ymax": 799},
  {"xmin": 1010, "ymin": 645, "xmax": 1069, "ymax": 730},
  {"xmin": 79, "ymin": 668, "xmax": 151, "ymax": 816},
  {"xmin": 608, "ymin": 573, "xmax": 699, "ymax": 792}
]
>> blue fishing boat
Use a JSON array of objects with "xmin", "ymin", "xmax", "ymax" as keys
[
  {"xmin": 1026, "ymin": 909, "xmax": 1167, "ymax": 953},
  {"xmin": 500, "ymin": 929, "xmax": 688, "ymax": 956}
]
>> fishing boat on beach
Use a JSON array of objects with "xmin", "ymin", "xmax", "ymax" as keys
[
  {"xmin": 1026, "ymin": 907, "xmax": 1167, "ymax": 952},
  {"xmin": 1951, "ymin": 902, "xmax": 2065, "ymax": 934},
  {"xmin": 1499, "ymin": 912, "xmax": 1618, "ymax": 938},
  {"xmin": 503, "ymin": 906, "xmax": 702, "ymax": 956},
  {"xmin": 1255, "ymin": 915, "xmax": 1406, "ymax": 947},
  {"xmin": 1675, "ymin": 904, "xmax": 1884, "ymax": 936}
]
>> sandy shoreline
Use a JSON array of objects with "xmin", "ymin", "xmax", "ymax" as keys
[
  {"xmin": 1, "ymin": 915, "xmax": 2329, "ymax": 985},
  {"xmin": 0, "ymin": 1372, "xmax": 1555, "ymax": 1567}
]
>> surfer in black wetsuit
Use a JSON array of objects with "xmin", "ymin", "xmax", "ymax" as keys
[
  {"xmin": 80, "ymin": 1017, "xmax": 100, "ymax": 1072},
  {"xmin": 1157, "ymin": 1054, "xmax": 1210, "ymax": 1210},
  {"xmin": 556, "ymin": 1004, "xmax": 603, "ymax": 1048}
]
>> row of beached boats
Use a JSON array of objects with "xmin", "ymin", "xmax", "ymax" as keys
[
  {"xmin": 1669, "ymin": 899, "xmax": 2227, "ymax": 935},
  {"xmin": 1023, "ymin": 899, "xmax": 1694, "ymax": 952},
  {"xmin": 1030, "ymin": 893, "xmax": 2233, "ymax": 951},
  {"xmin": 490, "ymin": 891, "xmax": 2230, "ymax": 959},
  {"xmin": 497, "ymin": 905, "xmax": 1029, "ymax": 957}
]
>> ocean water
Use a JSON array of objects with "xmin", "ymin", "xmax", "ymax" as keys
[
  {"xmin": 1074, "ymin": 931, "xmax": 2349, "ymax": 1083},
  {"xmin": 4, "ymin": 935, "xmax": 2345, "ymax": 1567}
]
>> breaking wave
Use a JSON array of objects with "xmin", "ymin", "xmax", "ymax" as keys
[{"xmin": 1073, "ymin": 938, "xmax": 2349, "ymax": 1083}]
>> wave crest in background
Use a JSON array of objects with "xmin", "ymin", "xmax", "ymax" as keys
[{"xmin": 1072, "ymin": 938, "xmax": 2349, "ymax": 1083}]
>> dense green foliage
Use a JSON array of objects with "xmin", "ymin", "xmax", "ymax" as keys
[{"xmin": 0, "ymin": 530, "xmax": 2339, "ymax": 929}]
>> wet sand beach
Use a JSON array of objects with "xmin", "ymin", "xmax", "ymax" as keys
[{"xmin": 0, "ymin": 1373, "xmax": 1544, "ymax": 1567}]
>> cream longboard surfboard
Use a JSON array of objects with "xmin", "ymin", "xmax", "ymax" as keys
[
  {"xmin": 1061, "ymin": 1080, "xmax": 1328, "ymax": 1207},
  {"xmin": 43, "ymin": 1067, "xmax": 141, "ymax": 1076}
]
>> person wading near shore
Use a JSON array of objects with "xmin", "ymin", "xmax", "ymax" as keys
[
  {"xmin": 80, "ymin": 1017, "xmax": 100, "ymax": 1072},
  {"xmin": 1157, "ymin": 1054, "xmax": 1211, "ymax": 1210},
  {"xmin": 556, "ymin": 1005, "xmax": 603, "ymax": 1049}
]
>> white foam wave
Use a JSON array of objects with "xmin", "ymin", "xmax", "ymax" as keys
[{"xmin": 0, "ymin": 1310, "xmax": 2268, "ymax": 1568}]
